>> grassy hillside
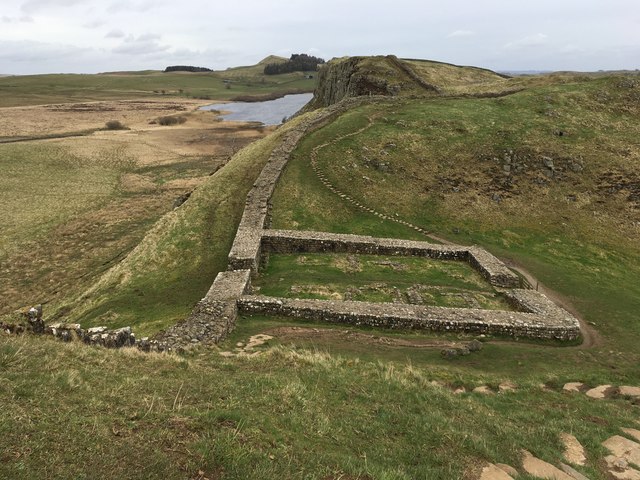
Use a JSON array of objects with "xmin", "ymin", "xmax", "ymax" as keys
[
  {"xmin": 269, "ymin": 71, "xmax": 640, "ymax": 359},
  {"xmin": 57, "ymin": 111, "xmax": 325, "ymax": 335},
  {"xmin": 1, "ymin": 334, "xmax": 639, "ymax": 480},
  {"xmin": 2, "ymin": 57, "xmax": 640, "ymax": 479}
]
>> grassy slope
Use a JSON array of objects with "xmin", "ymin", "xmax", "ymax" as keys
[
  {"xmin": 0, "ymin": 142, "xmax": 127, "ymax": 254},
  {"xmin": 1, "ymin": 335, "xmax": 638, "ymax": 480},
  {"xmin": 270, "ymin": 73, "xmax": 640, "ymax": 372},
  {"xmin": 57, "ymin": 112, "xmax": 323, "ymax": 335}
]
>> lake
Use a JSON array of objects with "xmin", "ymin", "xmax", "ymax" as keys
[{"xmin": 200, "ymin": 93, "xmax": 314, "ymax": 125}]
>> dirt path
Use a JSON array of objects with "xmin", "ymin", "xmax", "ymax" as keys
[{"xmin": 263, "ymin": 326, "xmax": 464, "ymax": 349}]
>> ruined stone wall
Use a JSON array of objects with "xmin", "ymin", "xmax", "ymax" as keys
[
  {"xmin": 185, "ymin": 92, "xmax": 579, "ymax": 345},
  {"xmin": 237, "ymin": 295, "xmax": 580, "ymax": 341},
  {"xmin": 227, "ymin": 105, "xmax": 348, "ymax": 272},
  {"xmin": 150, "ymin": 269, "xmax": 252, "ymax": 351},
  {"xmin": 261, "ymin": 229, "xmax": 520, "ymax": 288}
]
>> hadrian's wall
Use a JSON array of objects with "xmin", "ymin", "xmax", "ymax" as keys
[{"xmin": 4, "ymin": 93, "xmax": 582, "ymax": 351}]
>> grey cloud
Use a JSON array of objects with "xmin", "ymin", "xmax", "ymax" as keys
[
  {"xmin": 0, "ymin": 39, "xmax": 90, "ymax": 64},
  {"xmin": 105, "ymin": 29, "xmax": 125, "ymax": 38},
  {"xmin": 2, "ymin": 15, "xmax": 34, "ymax": 23},
  {"xmin": 113, "ymin": 35, "xmax": 169, "ymax": 55},
  {"xmin": 21, "ymin": 0, "xmax": 84, "ymax": 13}
]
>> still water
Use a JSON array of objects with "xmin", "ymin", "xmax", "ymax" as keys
[{"xmin": 200, "ymin": 93, "xmax": 313, "ymax": 125}]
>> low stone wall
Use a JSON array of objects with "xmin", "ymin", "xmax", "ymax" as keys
[
  {"xmin": 261, "ymin": 229, "xmax": 520, "ymax": 288},
  {"xmin": 151, "ymin": 270, "xmax": 252, "ymax": 351},
  {"xmin": 227, "ymin": 106, "xmax": 345, "ymax": 272},
  {"xmin": 238, "ymin": 295, "xmax": 580, "ymax": 341},
  {"xmin": 504, "ymin": 289, "xmax": 574, "ymax": 320},
  {"xmin": 46, "ymin": 323, "xmax": 136, "ymax": 348},
  {"xmin": 467, "ymin": 247, "xmax": 521, "ymax": 288}
]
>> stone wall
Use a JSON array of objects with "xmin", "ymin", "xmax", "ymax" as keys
[
  {"xmin": 237, "ymin": 295, "xmax": 580, "ymax": 341},
  {"xmin": 261, "ymin": 229, "xmax": 520, "ymax": 288},
  {"xmin": 46, "ymin": 323, "xmax": 137, "ymax": 347},
  {"xmin": 227, "ymin": 105, "xmax": 346, "ymax": 272},
  {"xmin": 186, "ymin": 92, "xmax": 580, "ymax": 345},
  {"xmin": 149, "ymin": 270, "xmax": 252, "ymax": 351}
]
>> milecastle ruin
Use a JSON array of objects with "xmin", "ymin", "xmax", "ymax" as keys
[{"xmin": 157, "ymin": 101, "xmax": 581, "ymax": 350}]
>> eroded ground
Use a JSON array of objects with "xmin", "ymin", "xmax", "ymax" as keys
[{"xmin": 0, "ymin": 99, "xmax": 272, "ymax": 314}]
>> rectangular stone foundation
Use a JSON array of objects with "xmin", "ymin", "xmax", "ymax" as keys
[
  {"xmin": 261, "ymin": 229, "xmax": 520, "ymax": 288},
  {"xmin": 238, "ymin": 294, "xmax": 580, "ymax": 341}
]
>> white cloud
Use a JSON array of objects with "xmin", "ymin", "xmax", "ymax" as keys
[
  {"xmin": 83, "ymin": 19, "xmax": 106, "ymax": 28},
  {"xmin": 504, "ymin": 33, "xmax": 549, "ymax": 50},
  {"xmin": 447, "ymin": 30, "xmax": 474, "ymax": 38},
  {"xmin": 106, "ymin": 0, "xmax": 164, "ymax": 14},
  {"xmin": 112, "ymin": 34, "xmax": 170, "ymax": 55}
]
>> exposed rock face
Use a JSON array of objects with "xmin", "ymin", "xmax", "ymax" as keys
[
  {"xmin": 311, "ymin": 57, "xmax": 393, "ymax": 109},
  {"xmin": 308, "ymin": 55, "xmax": 439, "ymax": 109}
]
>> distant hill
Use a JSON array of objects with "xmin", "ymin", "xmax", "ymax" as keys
[{"xmin": 257, "ymin": 55, "xmax": 288, "ymax": 66}]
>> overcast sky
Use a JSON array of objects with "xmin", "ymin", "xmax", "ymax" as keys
[{"xmin": 1, "ymin": 0, "xmax": 639, "ymax": 74}]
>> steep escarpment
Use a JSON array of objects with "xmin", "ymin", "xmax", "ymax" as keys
[
  {"xmin": 307, "ymin": 55, "xmax": 508, "ymax": 108},
  {"xmin": 308, "ymin": 55, "xmax": 424, "ymax": 109}
]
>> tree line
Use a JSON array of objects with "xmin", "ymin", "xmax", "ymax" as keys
[
  {"xmin": 164, "ymin": 66, "xmax": 213, "ymax": 73},
  {"xmin": 263, "ymin": 54, "xmax": 325, "ymax": 75}
]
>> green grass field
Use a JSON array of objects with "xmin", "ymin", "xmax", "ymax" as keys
[
  {"xmin": 1, "ymin": 333, "xmax": 638, "ymax": 480},
  {"xmin": 0, "ymin": 68, "xmax": 316, "ymax": 107},
  {"xmin": 254, "ymin": 253, "xmax": 510, "ymax": 310}
]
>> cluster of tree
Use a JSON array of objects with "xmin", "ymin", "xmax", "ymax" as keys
[
  {"xmin": 164, "ymin": 66, "xmax": 213, "ymax": 73},
  {"xmin": 263, "ymin": 54, "xmax": 325, "ymax": 75}
]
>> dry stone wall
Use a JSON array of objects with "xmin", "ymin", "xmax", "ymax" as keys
[
  {"xmin": 148, "ymin": 270, "xmax": 252, "ymax": 351},
  {"xmin": 261, "ymin": 229, "xmax": 520, "ymax": 288},
  {"xmin": 227, "ymin": 104, "xmax": 348, "ymax": 271},
  {"xmin": 237, "ymin": 294, "xmax": 580, "ymax": 341}
]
